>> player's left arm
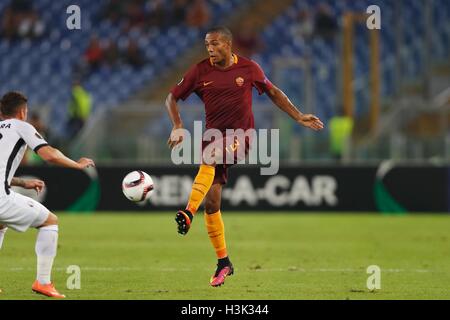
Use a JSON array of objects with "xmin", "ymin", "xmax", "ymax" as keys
[
  {"xmin": 251, "ymin": 60, "xmax": 324, "ymax": 131},
  {"xmin": 10, "ymin": 177, "xmax": 45, "ymax": 193},
  {"xmin": 266, "ymin": 85, "xmax": 324, "ymax": 131}
]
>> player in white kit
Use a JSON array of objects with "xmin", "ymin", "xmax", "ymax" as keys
[{"xmin": 0, "ymin": 91, "xmax": 95, "ymax": 298}]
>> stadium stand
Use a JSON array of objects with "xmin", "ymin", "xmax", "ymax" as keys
[
  {"xmin": 0, "ymin": 0, "xmax": 449, "ymax": 144},
  {"xmin": 0, "ymin": 0, "xmax": 243, "ymax": 138}
]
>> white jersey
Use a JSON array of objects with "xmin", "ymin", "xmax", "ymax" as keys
[{"xmin": 0, "ymin": 118, "xmax": 48, "ymax": 198}]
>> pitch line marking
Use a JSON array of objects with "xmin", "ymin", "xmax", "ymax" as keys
[{"xmin": 2, "ymin": 267, "xmax": 432, "ymax": 273}]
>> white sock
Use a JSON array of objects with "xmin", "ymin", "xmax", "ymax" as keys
[
  {"xmin": 35, "ymin": 225, "xmax": 58, "ymax": 285},
  {"xmin": 0, "ymin": 227, "xmax": 7, "ymax": 250}
]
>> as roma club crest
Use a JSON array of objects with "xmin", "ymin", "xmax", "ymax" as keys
[{"xmin": 235, "ymin": 77, "xmax": 244, "ymax": 87}]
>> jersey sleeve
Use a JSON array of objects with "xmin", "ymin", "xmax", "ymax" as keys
[
  {"xmin": 170, "ymin": 64, "xmax": 199, "ymax": 101},
  {"xmin": 16, "ymin": 121, "xmax": 49, "ymax": 152},
  {"xmin": 251, "ymin": 61, "xmax": 273, "ymax": 95}
]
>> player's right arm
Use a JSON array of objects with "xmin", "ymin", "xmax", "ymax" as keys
[
  {"xmin": 16, "ymin": 120, "xmax": 94, "ymax": 170},
  {"xmin": 37, "ymin": 146, "xmax": 94, "ymax": 170},
  {"xmin": 165, "ymin": 92, "xmax": 184, "ymax": 149},
  {"xmin": 165, "ymin": 65, "xmax": 199, "ymax": 149}
]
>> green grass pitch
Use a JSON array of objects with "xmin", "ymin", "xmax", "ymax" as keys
[{"xmin": 0, "ymin": 212, "xmax": 449, "ymax": 300}]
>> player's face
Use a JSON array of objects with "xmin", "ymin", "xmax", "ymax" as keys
[{"xmin": 205, "ymin": 33, "xmax": 231, "ymax": 65}]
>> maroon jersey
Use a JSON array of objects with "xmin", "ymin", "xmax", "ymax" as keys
[{"xmin": 170, "ymin": 54, "xmax": 273, "ymax": 132}]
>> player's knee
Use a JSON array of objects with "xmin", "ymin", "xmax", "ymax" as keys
[
  {"xmin": 205, "ymin": 199, "xmax": 220, "ymax": 214},
  {"xmin": 48, "ymin": 213, "xmax": 58, "ymax": 225},
  {"xmin": 202, "ymin": 156, "xmax": 218, "ymax": 166},
  {"xmin": 41, "ymin": 212, "xmax": 58, "ymax": 227},
  {"xmin": 202, "ymin": 150, "xmax": 222, "ymax": 166}
]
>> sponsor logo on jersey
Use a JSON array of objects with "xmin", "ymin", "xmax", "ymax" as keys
[
  {"xmin": 0, "ymin": 123, "xmax": 11, "ymax": 129},
  {"xmin": 203, "ymin": 81, "xmax": 214, "ymax": 87},
  {"xmin": 235, "ymin": 77, "xmax": 244, "ymax": 87}
]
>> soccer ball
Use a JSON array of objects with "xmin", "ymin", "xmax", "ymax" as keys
[{"xmin": 122, "ymin": 171, "xmax": 155, "ymax": 202}]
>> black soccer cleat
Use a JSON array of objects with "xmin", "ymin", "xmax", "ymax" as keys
[{"xmin": 175, "ymin": 209, "xmax": 193, "ymax": 235}]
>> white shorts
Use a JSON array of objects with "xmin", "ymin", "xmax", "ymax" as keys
[{"xmin": 0, "ymin": 191, "xmax": 50, "ymax": 232}]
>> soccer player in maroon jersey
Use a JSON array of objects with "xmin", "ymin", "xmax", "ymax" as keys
[{"xmin": 165, "ymin": 26, "xmax": 324, "ymax": 287}]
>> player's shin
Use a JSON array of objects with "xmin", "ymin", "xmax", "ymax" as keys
[
  {"xmin": 186, "ymin": 164, "xmax": 215, "ymax": 215},
  {"xmin": 0, "ymin": 227, "xmax": 7, "ymax": 250},
  {"xmin": 204, "ymin": 210, "xmax": 227, "ymax": 259},
  {"xmin": 35, "ymin": 225, "xmax": 58, "ymax": 285}
]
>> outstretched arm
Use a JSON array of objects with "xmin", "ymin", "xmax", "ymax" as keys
[
  {"xmin": 266, "ymin": 85, "xmax": 324, "ymax": 131},
  {"xmin": 37, "ymin": 145, "xmax": 95, "ymax": 170},
  {"xmin": 165, "ymin": 92, "xmax": 184, "ymax": 149},
  {"xmin": 9, "ymin": 147, "xmax": 93, "ymax": 193}
]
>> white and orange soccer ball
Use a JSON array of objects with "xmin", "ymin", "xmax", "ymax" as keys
[{"xmin": 122, "ymin": 171, "xmax": 154, "ymax": 202}]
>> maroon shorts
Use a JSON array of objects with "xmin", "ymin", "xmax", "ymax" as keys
[{"xmin": 201, "ymin": 133, "xmax": 251, "ymax": 185}]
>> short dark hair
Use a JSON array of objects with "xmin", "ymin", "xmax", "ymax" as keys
[
  {"xmin": 206, "ymin": 26, "xmax": 233, "ymax": 41},
  {"xmin": 0, "ymin": 91, "xmax": 28, "ymax": 117}
]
